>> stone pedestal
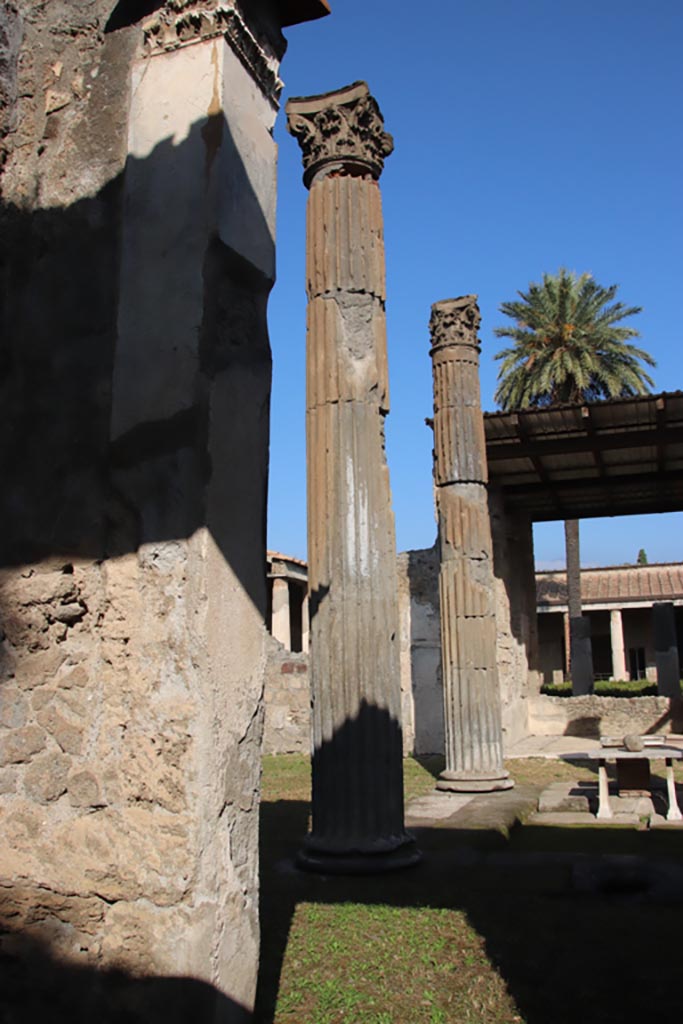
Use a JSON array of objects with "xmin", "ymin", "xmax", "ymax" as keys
[
  {"xmin": 653, "ymin": 602, "xmax": 680, "ymax": 697},
  {"xmin": 429, "ymin": 297, "xmax": 512, "ymax": 793},
  {"xmin": 287, "ymin": 82, "xmax": 419, "ymax": 872}
]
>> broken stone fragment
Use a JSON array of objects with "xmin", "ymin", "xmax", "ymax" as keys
[
  {"xmin": 68, "ymin": 768, "xmax": 104, "ymax": 808},
  {"xmin": 44, "ymin": 89, "xmax": 70, "ymax": 114},
  {"xmin": 51, "ymin": 602, "xmax": 86, "ymax": 625},
  {"xmin": 0, "ymin": 687, "xmax": 30, "ymax": 729},
  {"xmin": 24, "ymin": 752, "xmax": 71, "ymax": 803},
  {"xmin": 0, "ymin": 769, "xmax": 17, "ymax": 794},
  {"xmin": 36, "ymin": 706, "xmax": 83, "ymax": 755},
  {"xmin": 0, "ymin": 725, "xmax": 46, "ymax": 765}
]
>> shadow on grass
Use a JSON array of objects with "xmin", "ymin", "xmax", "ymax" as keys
[
  {"xmin": 412, "ymin": 754, "xmax": 445, "ymax": 779},
  {"xmin": 255, "ymin": 792, "xmax": 683, "ymax": 1024}
]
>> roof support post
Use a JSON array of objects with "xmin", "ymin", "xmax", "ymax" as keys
[{"xmin": 653, "ymin": 602, "xmax": 681, "ymax": 698}]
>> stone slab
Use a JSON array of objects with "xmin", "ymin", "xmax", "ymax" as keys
[
  {"xmin": 527, "ymin": 811, "xmax": 598, "ymax": 827},
  {"xmin": 406, "ymin": 792, "xmax": 475, "ymax": 824},
  {"xmin": 538, "ymin": 782, "xmax": 592, "ymax": 814}
]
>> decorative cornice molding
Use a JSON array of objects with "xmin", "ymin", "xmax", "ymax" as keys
[
  {"xmin": 141, "ymin": 2, "xmax": 283, "ymax": 106},
  {"xmin": 286, "ymin": 81, "xmax": 393, "ymax": 188},
  {"xmin": 429, "ymin": 296, "xmax": 481, "ymax": 353}
]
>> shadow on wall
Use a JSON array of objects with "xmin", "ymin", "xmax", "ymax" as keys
[
  {"xmin": 489, "ymin": 491, "xmax": 541, "ymax": 742},
  {"xmin": 403, "ymin": 544, "xmax": 444, "ymax": 756},
  {"xmin": 644, "ymin": 699, "xmax": 683, "ymax": 734},
  {"xmin": 0, "ymin": 926, "xmax": 251, "ymax": 1024},
  {"xmin": 563, "ymin": 716, "xmax": 602, "ymax": 739},
  {"xmin": 0, "ymin": 111, "xmax": 273, "ymax": 1015},
  {"xmin": 0, "ymin": 111, "xmax": 273, "ymax": 635}
]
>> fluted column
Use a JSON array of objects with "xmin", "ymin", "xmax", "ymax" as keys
[
  {"xmin": 429, "ymin": 297, "xmax": 512, "ymax": 792},
  {"xmin": 610, "ymin": 608, "xmax": 627, "ymax": 681},
  {"xmin": 287, "ymin": 82, "xmax": 419, "ymax": 872},
  {"xmin": 271, "ymin": 576, "xmax": 291, "ymax": 650}
]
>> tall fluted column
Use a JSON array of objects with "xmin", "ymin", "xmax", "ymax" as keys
[
  {"xmin": 271, "ymin": 576, "xmax": 291, "ymax": 650},
  {"xmin": 429, "ymin": 297, "xmax": 513, "ymax": 792},
  {"xmin": 287, "ymin": 82, "xmax": 419, "ymax": 872},
  {"xmin": 610, "ymin": 608, "xmax": 627, "ymax": 681}
]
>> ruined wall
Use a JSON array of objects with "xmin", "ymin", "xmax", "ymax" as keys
[
  {"xmin": 263, "ymin": 638, "xmax": 310, "ymax": 755},
  {"xmin": 397, "ymin": 491, "xmax": 540, "ymax": 755},
  {"xmin": 0, "ymin": 2, "xmax": 294, "ymax": 1018},
  {"xmin": 528, "ymin": 694, "xmax": 682, "ymax": 738},
  {"xmin": 397, "ymin": 544, "xmax": 443, "ymax": 755},
  {"xmin": 489, "ymin": 488, "xmax": 538, "ymax": 745}
]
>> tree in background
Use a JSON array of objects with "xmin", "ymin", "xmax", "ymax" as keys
[
  {"xmin": 494, "ymin": 269, "xmax": 656, "ymax": 691},
  {"xmin": 637, "ymin": 548, "xmax": 648, "ymax": 565},
  {"xmin": 493, "ymin": 269, "xmax": 655, "ymax": 409}
]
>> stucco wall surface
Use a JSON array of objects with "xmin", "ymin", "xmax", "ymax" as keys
[{"xmin": 0, "ymin": 3, "xmax": 281, "ymax": 1018}]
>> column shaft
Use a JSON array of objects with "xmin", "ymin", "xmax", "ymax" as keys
[
  {"xmin": 653, "ymin": 602, "xmax": 681, "ymax": 698},
  {"xmin": 429, "ymin": 297, "xmax": 512, "ymax": 792},
  {"xmin": 610, "ymin": 608, "xmax": 627, "ymax": 681},
  {"xmin": 287, "ymin": 82, "xmax": 418, "ymax": 872},
  {"xmin": 271, "ymin": 576, "xmax": 291, "ymax": 650},
  {"xmin": 563, "ymin": 612, "xmax": 571, "ymax": 678},
  {"xmin": 301, "ymin": 593, "xmax": 310, "ymax": 654}
]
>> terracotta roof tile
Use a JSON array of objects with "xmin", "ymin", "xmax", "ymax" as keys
[{"xmin": 537, "ymin": 563, "xmax": 683, "ymax": 606}]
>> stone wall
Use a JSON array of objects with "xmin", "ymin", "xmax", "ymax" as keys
[
  {"xmin": 0, "ymin": 2, "xmax": 308, "ymax": 1018},
  {"xmin": 263, "ymin": 639, "xmax": 310, "ymax": 755},
  {"xmin": 489, "ymin": 489, "xmax": 539, "ymax": 746},
  {"xmin": 397, "ymin": 544, "xmax": 443, "ymax": 755},
  {"xmin": 397, "ymin": 505, "xmax": 538, "ymax": 756},
  {"xmin": 528, "ymin": 694, "xmax": 683, "ymax": 738}
]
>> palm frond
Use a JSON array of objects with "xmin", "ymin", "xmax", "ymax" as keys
[{"xmin": 493, "ymin": 268, "xmax": 654, "ymax": 411}]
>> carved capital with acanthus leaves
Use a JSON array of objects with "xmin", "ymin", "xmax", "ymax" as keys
[
  {"xmin": 429, "ymin": 296, "xmax": 481, "ymax": 353},
  {"xmin": 286, "ymin": 81, "xmax": 393, "ymax": 189}
]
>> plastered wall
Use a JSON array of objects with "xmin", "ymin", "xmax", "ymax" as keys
[{"xmin": 0, "ymin": 3, "xmax": 285, "ymax": 1018}]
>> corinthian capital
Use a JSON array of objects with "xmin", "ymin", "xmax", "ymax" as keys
[
  {"xmin": 429, "ymin": 296, "xmax": 481, "ymax": 352},
  {"xmin": 286, "ymin": 81, "xmax": 393, "ymax": 188}
]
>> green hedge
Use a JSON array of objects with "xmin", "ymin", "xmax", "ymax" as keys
[{"xmin": 540, "ymin": 678, "xmax": 683, "ymax": 698}]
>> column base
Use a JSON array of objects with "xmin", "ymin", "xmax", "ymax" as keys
[
  {"xmin": 296, "ymin": 834, "xmax": 421, "ymax": 875},
  {"xmin": 436, "ymin": 770, "xmax": 514, "ymax": 793}
]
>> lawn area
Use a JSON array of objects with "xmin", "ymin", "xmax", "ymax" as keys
[{"xmin": 255, "ymin": 755, "xmax": 683, "ymax": 1024}]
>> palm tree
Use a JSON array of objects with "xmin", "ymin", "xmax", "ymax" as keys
[
  {"xmin": 493, "ymin": 269, "xmax": 655, "ymax": 410},
  {"xmin": 493, "ymin": 269, "xmax": 656, "ymax": 692}
]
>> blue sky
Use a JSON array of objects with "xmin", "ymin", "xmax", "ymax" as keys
[{"xmin": 267, "ymin": 0, "xmax": 683, "ymax": 567}]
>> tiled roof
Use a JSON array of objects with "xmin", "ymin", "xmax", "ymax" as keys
[
  {"xmin": 267, "ymin": 550, "xmax": 308, "ymax": 569},
  {"xmin": 536, "ymin": 563, "xmax": 683, "ymax": 607}
]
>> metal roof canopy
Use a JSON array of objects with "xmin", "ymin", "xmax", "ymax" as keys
[{"xmin": 484, "ymin": 391, "xmax": 683, "ymax": 521}]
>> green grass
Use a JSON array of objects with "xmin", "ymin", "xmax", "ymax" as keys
[
  {"xmin": 275, "ymin": 902, "xmax": 519, "ymax": 1024},
  {"xmin": 261, "ymin": 753, "xmax": 442, "ymax": 807},
  {"xmin": 540, "ymin": 678, "xmax": 682, "ymax": 697},
  {"xmin": 256, "ymin": 754, "xmax": 683, "ymax": 1024}
]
